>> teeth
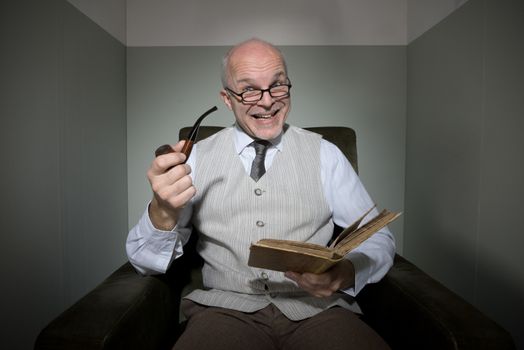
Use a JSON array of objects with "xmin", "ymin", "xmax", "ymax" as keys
[{"xmin": 254, "ymin": 113, "xmax": 275, "ymax": 119}]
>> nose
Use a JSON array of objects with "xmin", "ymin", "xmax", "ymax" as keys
[{"xmin": 257, "ymin": 90, "xmax": 274, "ymax": 107}]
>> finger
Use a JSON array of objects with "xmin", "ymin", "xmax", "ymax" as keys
[
  {"xmin": 157, "ymin": 183, "xmax": 196, "ymax": 209},
  {"xmin": 153, "ymin": 170, "xmax": 192, "ymax": 199},
  {"xmin": 304, "ymin": 272, "xmax": 341, "ymax": 293},
  {"xmin": 154, "ymin": 175, "xmax": 196, "ymax": 208},
  {"xmin": 285, "ymin": 271, "xmax": 336, "ymax": 297},
  {"xmin": 172, "ymin": 140, "xmax": 188, "ymax": 152},
  {"xmin": 160, "ymin": 163, "xmax": 192, "ymax": 188},
  {"xmin": 149, "ymin": 164, "xmax": 193, "ymax": 213},
  {"xmin": 149, "ymin": 152, "xmax": 187, "ymax": 176},
  {"xmin": 175, "ymin": 183, "xmax": 197, "ymax": 203},
  {"xmin": 284, "ymin": 271, "xmax": 299, "ymax": 280},
  {"xmin": 299, "ymin": 272, "xmax": 327, "ymax": 286},
  {"xmin": 157, "ymin": 172, "xmax": 193, "ymax": 197},
  {"xmin": 285, "ymin": 271, "xmax": 314, "ymax": 290}
]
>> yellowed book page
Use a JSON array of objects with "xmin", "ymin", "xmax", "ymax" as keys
[
  {"xmin": 334, "ymin": 210, "xmax": 401, "ymax": 256},
  {"xmin": 329, "ymin": 205, "xmax": 376, "ymax": 249}
]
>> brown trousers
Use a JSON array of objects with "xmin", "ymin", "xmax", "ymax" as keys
[{"xmin": 173, "ymin": 300, "xmax": 390, "ymax": 350}]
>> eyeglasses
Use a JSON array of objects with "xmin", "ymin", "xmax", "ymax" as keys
[{"xmin": 225, "ymin": 80, "xmax": 292, "ymax": 104}]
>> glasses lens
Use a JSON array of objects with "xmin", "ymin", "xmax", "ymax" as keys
[
  {"xmin": 237, "ymin": 84, "xmax": 291, "ymax": 103},
  {"xmin": 242, "ymin": 91, "xmax": 262, "ymax": 102},
  {"xmin": 270, "ymin": 85, "xmax": 290, "ymax": 97}
]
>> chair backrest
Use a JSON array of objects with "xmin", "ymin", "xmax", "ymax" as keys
[{"xmin": 179, "ymin": 125, "xmax": 358, "ymax": 173}]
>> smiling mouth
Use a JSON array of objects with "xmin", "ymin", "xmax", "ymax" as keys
[{"xmin": 252, "ymin": 109, "xmax": 279, "ymax": 119}]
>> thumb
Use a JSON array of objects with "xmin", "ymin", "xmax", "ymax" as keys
[
  {"xmin": 172, "ymin": 140, "xmax": 188, "ymax": 152},
  {"xmin": 284, "ymin": 271, "xmax": 301, "ymax": 281}
]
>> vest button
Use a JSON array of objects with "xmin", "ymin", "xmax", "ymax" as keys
[
  {"xmin": 254, "ymin": 188, "xmax": 263, "ymax": 196},
  {"xmin": 256, "ymin": 220, "xmax": 265, "ymax": 227},
  {"xmin": 261, "ymin": 272, "xmax": 269, "ymax": 280}
]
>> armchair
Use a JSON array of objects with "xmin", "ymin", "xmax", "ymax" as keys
[{"xmin": 35, "ymin": 126, "xmax": 515, "ymax": 350}]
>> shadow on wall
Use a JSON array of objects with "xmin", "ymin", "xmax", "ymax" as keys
[{"xmin": 406, "ymin": 213, "xmax": 522, "ymax": 349}]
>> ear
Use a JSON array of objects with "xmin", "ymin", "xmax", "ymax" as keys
[{"xmin": 220, "ymin": 89, "xmax": 233, "ymax": 110}]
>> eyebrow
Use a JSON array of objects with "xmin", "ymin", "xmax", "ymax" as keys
[{"xmin": 235, "ymin": 72, "xmax": 287, "ymax": 87}]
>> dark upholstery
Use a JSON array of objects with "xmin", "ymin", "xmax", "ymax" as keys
[{"xmin": 35, "ymin": 126, "xmax": 515, "ymax": 350}]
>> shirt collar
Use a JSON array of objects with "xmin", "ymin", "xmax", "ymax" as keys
[{"xmin": 233, "ymin": 123, "xmax": 284, "ymax": 154}]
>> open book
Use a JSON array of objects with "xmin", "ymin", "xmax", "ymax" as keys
[{"xmin": 247, "ymin": 206, "xmax": 401, "ymax": 274}]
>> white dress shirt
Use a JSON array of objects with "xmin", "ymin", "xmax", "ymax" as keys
[{"xmin": 126, "ymin": 124, "xmax": 395, "ymax": 296}]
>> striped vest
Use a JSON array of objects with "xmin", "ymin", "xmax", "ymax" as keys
[{"xmin": 184, "ymin": 125, "xmax": 358, "ymax": 320}]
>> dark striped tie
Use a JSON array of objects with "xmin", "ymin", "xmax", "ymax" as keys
[{"xmin": 250, "ymin": 141, "xmax": 270, "ymax": 181}]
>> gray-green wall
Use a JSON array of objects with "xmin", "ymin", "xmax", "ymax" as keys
[
  {"xmin": 0, "ymin": 1, "xmax": 127, "ymax": 349},
  {"xmin": 405, "ymin": 0, "xmax": 524, "ymax": 347},
  {"xmin": 3, "ymin": 0, "xmax": 523, "ymax": 348},
  {"xmin": 127, "ymin": 46, "xmax": 407, "ymax": 248}
]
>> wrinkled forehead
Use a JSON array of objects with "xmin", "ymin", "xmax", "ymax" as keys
[{"xmin": 226, "ymin": 42, "xmax": 287, "ymax": 85}]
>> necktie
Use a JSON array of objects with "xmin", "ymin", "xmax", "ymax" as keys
[{"xmin": 250, "ymin": 141, "xmax": 270, "ymax": 181}]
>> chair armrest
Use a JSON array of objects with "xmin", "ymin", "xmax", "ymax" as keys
[
  {"xmin": 356, "ymin": 254, "xmax": 515, "ymax": 350},
  {"xmin": 35, "ymin": 262, "xmax": 182, "ymax": 350}
]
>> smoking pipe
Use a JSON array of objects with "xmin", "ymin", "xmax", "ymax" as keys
[{"xmin": 154, "ymin": 106, "xmax": 218, "ymax": 162}]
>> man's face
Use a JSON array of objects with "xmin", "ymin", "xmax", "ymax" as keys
[{"xmin": 221, "ymin": 42, "xmax": 291, "ymax": 141}]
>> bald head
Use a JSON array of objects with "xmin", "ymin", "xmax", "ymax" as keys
[
  {"xmin": 221, "ymin": 39, "xmax": 287, "ymax": 88},
  {"xmin": 218, "ymin": 38, "xmax": 291, "ymax": 141}
]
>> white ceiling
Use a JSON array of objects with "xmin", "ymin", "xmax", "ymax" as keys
[{"xmin": 67, "ymin": 0, "xmax": 469, "ymax": 46}]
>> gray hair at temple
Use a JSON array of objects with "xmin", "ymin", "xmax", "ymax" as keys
[{"xmin": 220, "ymin": 38, "xmax": 288, "ymax": 88}]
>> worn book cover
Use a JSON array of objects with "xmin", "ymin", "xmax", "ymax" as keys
[{"xmin": 248, "ymin": 207, "xmax": 401, "ymax": 274}]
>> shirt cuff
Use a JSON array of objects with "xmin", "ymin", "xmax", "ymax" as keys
[
  {"xmin": 339, "ymin": 251, "xmax": 371, "ymax": 296},
  {"xmin": 137, "ymin": 208, "xmax": 183, "ymax": 273}
]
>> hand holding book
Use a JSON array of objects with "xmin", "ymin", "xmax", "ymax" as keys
[{"xmin": 247, "ymin": 206, "xmax": 401, "ymax": 274}]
